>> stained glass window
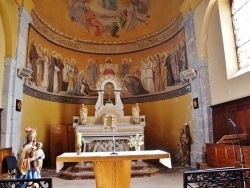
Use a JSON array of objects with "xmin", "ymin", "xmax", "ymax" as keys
[{"xmin": 231, "ymin": 0, "xmax": 250, "ymax": 69}]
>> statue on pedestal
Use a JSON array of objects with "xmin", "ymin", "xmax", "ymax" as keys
[
  {"xmin": 132, "ymin": 103, "xmax": 140, "ymax": 123},
  {"xmin": 79, "ymin": 104, "xmax": 88, "ymax": 124},
  {"xmin": 179, "ymin": 125, "xmax": 191, "ymax": 166}
]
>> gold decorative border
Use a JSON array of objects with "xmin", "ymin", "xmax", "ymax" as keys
[
  {"xmin": 23, "ymin": 83, "xmax": 191, "ymax": 104},
  {"xmin": 31, "ymin": 10, "xmax": 183, "ymax": 54}
]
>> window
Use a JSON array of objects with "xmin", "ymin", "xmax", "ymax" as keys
[{"xmin": 231, "ymin": 0, "xmax": 250, "ymax": 69}]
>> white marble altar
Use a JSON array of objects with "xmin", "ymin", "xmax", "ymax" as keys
[{"xmin": 73, "ymin": 77, "xmax": 146, "ymax": 152}]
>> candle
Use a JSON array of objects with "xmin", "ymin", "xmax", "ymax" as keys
[{"xmin": 76, "ymin": 133, "xmax": 82, "ymax": 145}]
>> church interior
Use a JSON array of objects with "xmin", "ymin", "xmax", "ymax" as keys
[{"xmin": 1, "ymin": 0, "xmax": 250, "ymax": 187}]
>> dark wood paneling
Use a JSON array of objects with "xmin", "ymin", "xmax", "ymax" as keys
[
  {"xmin": 212, "ymin": 96, "xmax": 250, "ymax": 145},
  {"xmin": 206, "ymin": 144, "xmax": 250, "ymax": 168},
  {"xmin": 49, "ymin": 125, "xmax": 74, "ymax": 165},
  {"xmin": 0, "ymin": 147, "xmax": 12, "ymax": 175}
]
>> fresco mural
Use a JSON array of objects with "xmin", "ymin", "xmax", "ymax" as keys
[
  {"xmin": 24, "ymin": 26, "xmax": 189, "ymax": 104},
  {"xmin": 66, "ymin": 0, "xmax": 150, "ymax": 38}
]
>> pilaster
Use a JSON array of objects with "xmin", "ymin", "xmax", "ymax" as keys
[
  {"xmin": 1, "ymin": 7, "xmax": 32, "ymax": 155},
  {"xmin": 183, "ymin": 12, "xmax": 213, "ymax": 167}
]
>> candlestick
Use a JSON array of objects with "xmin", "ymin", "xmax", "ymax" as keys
[{"xmin": 76, "ymin": 133, "xmax": 82, "ymax": 145}]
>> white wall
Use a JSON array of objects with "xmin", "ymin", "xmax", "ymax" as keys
[{"xmin": 194, "ymin": 0, "xmax": 250, "ymax": 106}]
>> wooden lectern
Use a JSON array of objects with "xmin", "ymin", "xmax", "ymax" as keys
[
  {"xmin": 216, "ymin": 134, "xmax": 247, "ymax": 144},
  {"xmin": 206, "ymin": 134, "xmax": 250, "ymax": 168}
]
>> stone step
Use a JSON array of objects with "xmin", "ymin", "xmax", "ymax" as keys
[{"xmin": 60, "ymin": 161, "xmax": 160, "ymax": 180}]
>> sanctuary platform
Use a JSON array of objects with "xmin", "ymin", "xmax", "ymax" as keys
[{"xmin": 60, "ymin": 161, "xmax": 159, "ymax": 180}]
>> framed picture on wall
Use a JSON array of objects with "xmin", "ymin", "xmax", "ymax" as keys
[
  {"xmin": 16, "ymin": 99, "xmax": 22, "ymax": 112},
  {"xmin": 193, "ymin": 98, "xmax": 199, "ymax": 109}
]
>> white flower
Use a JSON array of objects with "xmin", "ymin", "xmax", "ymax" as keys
[{"xmin": 128, "ymin": 134, "xmax": 144, "ymax": 147}]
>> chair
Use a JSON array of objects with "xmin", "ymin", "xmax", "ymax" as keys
[{"xmin": 2, "ymin": 155, "xmax": 20, "ymax": 179}]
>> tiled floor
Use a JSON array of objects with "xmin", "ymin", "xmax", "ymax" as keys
[{"xmin": 52, "ymin": 171, "xmax": 183, "ymax": 188}]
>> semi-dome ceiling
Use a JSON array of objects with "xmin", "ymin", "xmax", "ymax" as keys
[{"xmin": 32, "ymin": 0, "xmax": 184, "ymax": 43}]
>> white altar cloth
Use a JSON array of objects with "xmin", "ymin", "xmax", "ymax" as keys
[{"xmin": 56, "ymin": 150, "xmax": 172, "ymax": 173}]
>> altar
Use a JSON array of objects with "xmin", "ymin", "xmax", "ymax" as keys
[
  {"xmin": 73, "ymin": 77, "xmax": 146, "ymax": 152},
  {"xmin": 56, "ymin": 150, "xmax": 172, "ymax": 188}
]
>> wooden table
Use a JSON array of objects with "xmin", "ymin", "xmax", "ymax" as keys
[{"xmin": 56, "ymin": 150, "xmax": 172, "ymax": 188}]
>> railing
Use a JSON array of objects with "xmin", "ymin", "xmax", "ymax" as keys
[
  {"xmin": 0, "ymin": 177, "xmax": 52, "ymax": 188},
  {"xmin": 183, "ymin": 167, "xmax": 250, "ymax": 188}
]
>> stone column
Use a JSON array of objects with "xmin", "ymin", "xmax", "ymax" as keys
[
  {"xmin": 1, "ymin": 7, "xmax": 32, "ymax": 155},
  {"xmin": 183, "ymin": 12, "xmax": 213, "ymax": 167}
]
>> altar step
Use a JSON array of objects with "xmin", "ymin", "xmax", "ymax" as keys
[{"xmin": 60, "ymin": 160, "xmax": 160, "ymax": 180}]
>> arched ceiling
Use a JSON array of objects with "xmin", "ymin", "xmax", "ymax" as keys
[{"xmin": 32, "ymin": 0, "xmax": 184, "ymax": 43}]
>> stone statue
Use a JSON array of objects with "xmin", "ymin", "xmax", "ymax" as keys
[
  {"xmin": 79, "ymin": 104, "xmax": 88, "ymax": 124},
  {"xmin": 179, "ymin": 127, "xmax": 190, "ymax": 166},
  {"xmin": 132, "ymin": 103, "xmax": 140, "ymax": 123}
]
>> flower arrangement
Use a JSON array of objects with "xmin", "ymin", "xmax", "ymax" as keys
[{"xmin": 128, "ymin": 134, "xmax": 144, "ymax": 148}]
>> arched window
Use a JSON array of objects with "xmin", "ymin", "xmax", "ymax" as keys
[{"xmin": 231, "ymin": 0, "xmax": 250, "ymax": 69}]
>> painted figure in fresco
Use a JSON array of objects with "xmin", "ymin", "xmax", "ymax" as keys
[
  {"xmin": 102, "ymin": 0, "xmax": 117, "ymax": 11},
  {"xmin": 67, "ymin": 69, "xmax": 77, "ymax": 95},
  {"xmin": 36, "ymin": 44, "xmax": 44, "ymax": 86},
  {"xmin": 84, "ymin": 6, "xmax": 105, "ymax": 36},
  {"xmin": 160, "ymin": 52, "xmax": 167, "ymax": 89},
  {"xmin": 119, "ymin": 9, "xmax": 129, "ymax": 29},
  {"xmin": 123, "ymin": 74, "xmax": 149, "ymax": 95},
  {"xmin": 79, "ymin": 104, "xmax": 88, "ymax": 124},
  {"xmin": 66, "ymin": 0, "xmax": 86, "ymax": 24},
  {"xmin": 33, "ymin": 142, "xmax": 45, "ymax": 174},
  {"xmin": 110, "ymin": 21, "xmax": 120, "ymax": 38},
  {"xmin": 170, "ymin": 45, "xmax": 180, "ymax": 86},
  {"xmin": 73, "ymin": 69, "xmax": 98, "ymax": 96},
  {"xmin": 179, "ymin": 39, "xmax": 188, "ymax": 83},
  {"xmin": 73, "ymin": 70, "xmax": 85, "ymax": 96},
  {"xmin": 28, "ymin": 40, "xmax": 38, "ymax": 85},
  {"xmin": 62, "ymin": 58, "xmax": 70, "ymax": 91},
  {"xmin": 66, "ymin": 0, "xmax": 151, "ymax": 37},
  {"xmin": 121, "ymin": 59, "xmax": 131, "ymax": 78},
  {"xmin": 86, "ymin": 59, "xmax": 98, "ymax": 87},
  {"xmin": 164, "ymin": 51, "xmax": 174, "ymax": 87},
  {"xmin": 66, "ymin": 59, "xmax": 78, "ymax": 95},
  {"xmin": 41, "ymin": 48, "xmax": 50, "ymax": 88},
  {"xmin": 101, "ymin": 57, "xmax": 117, "ymax": 75},
  {"xmin": 133, "ymin": 66, "xmax": 141, "ymax": 78},
  {"xmin": 121, "ymin": 0, "xmax": 150, "ymax": 31},
  {"xmin": 47, "ymin": 51, "xmax": 59, "ymax": 93},
  {"xmin": 153, "ymin": 53, "xmax": 164, "ymax": 92},
  {"xmin": 140, "ymin": 57, "xmax": 154, "ymax": 92},
  {"xmin": 132, "ymin": 103, "xmax": 140, "ymax": 123},
  {"xmin": 17, "ymin": 127, "xmax": 41, "ymax": 186},
  {"xmin": 57, "ymin": 54, "xmax": 65, "ymax": 92},
  {"xmin": 179, "ymin": 128, "xmax": 190, "ymax": 166}
]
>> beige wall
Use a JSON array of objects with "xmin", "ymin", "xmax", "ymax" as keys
[
  {"xmin": 21, "ymin": 93, "xmax": 193, "ymax": 162},
  {"xmin": 194, "ymin": 0, "xmax": 250, "ymax": 106},
  {"xmin": 1, "ymin": 0, "xmax": 194, "ymax": 163}
]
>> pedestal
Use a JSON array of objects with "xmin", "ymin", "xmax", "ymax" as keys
[{"xmin": 93, "ymin": 160, "xmax": 131, "ymax": 188}]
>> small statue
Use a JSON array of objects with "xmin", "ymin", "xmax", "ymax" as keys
[
  {"xmin": 179, "ymin": 126, "xmax": 191, "ymax": 166},
  {"xmin": 79, "ymin": 104, "xmax": 88, "ymax": 124},
  {"xmin": 33, "ymin": 142, "xmax": 45, "ymax": 174},
  {"xmin": 132, "ymin": 103, "xmax": 140, "ymax": 123}
]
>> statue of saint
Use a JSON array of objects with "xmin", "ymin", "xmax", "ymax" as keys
[
  {"xmin": 79, "ymin": 104, "xmax": 88, "ymax": 124},
  {"xmin": 179, "ymin": 128, "xmax": 190, "ymax": 166},
  {"xmin": 132, "ymin": 103, "xmax": 140, "ymax": 123}
]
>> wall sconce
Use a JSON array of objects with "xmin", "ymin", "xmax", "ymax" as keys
[
  {"xmin": 182, "ymin": 68, "xmax": 197, "ymax": 80},
  {"xmin": 17, "ymin": 67, "xmax": 33, "ymax": 78}
]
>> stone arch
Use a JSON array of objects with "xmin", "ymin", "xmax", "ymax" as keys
[
  {"xmin": 200, "ymin": 0, "xmax": 217, "ymax": 58},
  {"xmin": 0, "ymin": 2, "xmax": 13, "ymax": 57},
  {"xmin": 95, "ymin": 78, "xmax": 124, "ymax": 116}
]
